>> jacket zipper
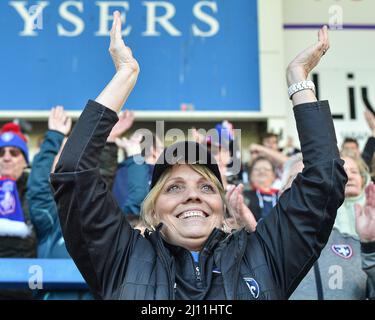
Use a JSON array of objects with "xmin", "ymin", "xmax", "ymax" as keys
[
  {"xmin": 194, "ymin": 266, "xmax": 201, "ymax": 282},
  {"xmin": 195, "ymin": 228, "xmax": 225, "ymax": 287},
  {"xmin": 157, "ymin": 236, "xmax": 175, "ymax": 299},
  {"xmin": 233, "ymin": 233, "xmax": 247, "ymax": 299},
  {"xmin": 194, "ymin": 261, "xmax": 202, "ymax": 284}
]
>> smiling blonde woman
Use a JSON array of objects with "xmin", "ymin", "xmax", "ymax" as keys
[{"xmin": 51, "ymin": 12, "xmax": 347, "ymax": 300}]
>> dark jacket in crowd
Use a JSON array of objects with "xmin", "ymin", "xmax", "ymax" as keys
[
  {"xmin": 244, "ymin": 189, "xmax": 278, "ymax": 221},
  {"xmin": 26, "ymin": 129, "xmax": 117, "ymax": 299},
  {"xmin": 98, "ymin": 142, "xmax": 118, "ymax": 191},
  {"xmin": 0, "ymin": 173, "xmax": 37, "ymax": 258},
  {"xmin": 0, "ymin": 172, "xmax": 37, "ymax": 299},
  {"xmin": 362, "ymin": 137, "xmax": 375, "ymax": 179},
  {"xmin": 27, "ymin": 130, "xmax": 118, "ymax": 259},
  {"xmin": 112, "ymin": 156, "xmax": 152, "ymax": 215},
  {"xmin": 51, "ymin": 100, "xmax": 347, "ymax": 300},
  {"xmin": 27, "ymin": 130, "xmax": 68, "ymax": 259}
]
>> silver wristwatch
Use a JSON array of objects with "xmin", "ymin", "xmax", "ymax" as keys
[{"xmin": 288, "ymin": 80, "xmax": 316, "ymax": 99}]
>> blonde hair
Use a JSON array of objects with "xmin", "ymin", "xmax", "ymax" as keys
[
  {"xmin": 341, "ymin": 150, "xmax": 370, "ymax": 189},
  {"xmin": 141, "ymin": 164, "xmax": 231, "ymax": 230}
]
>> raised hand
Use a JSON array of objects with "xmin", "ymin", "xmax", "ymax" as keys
[
  {"xmin": 249, "ymin": 143, "xmax": 264, "ymax": 158},
  {"xmin": 107, "ymin": 109, "xmax": 135, "ymax": 142},
  {"xmin": 48, "ymin": 106, "xmax": 72, "ymax": 136},
  {"xmin": 109, "ymin": 11, "xmax": 139, "ymax": 73},
  {"xmin": 355, "ymin": 183, "xmax": 375, "ymax": 243},
  {"xmin": 287, "ymin": 26, "xmax": 330, "ymax": 86},
  {"xmin": 226, "ymin": 184, "xmax": 257, "ymax": 232},
  {"xmin": 191, "ymin": 128, "xmax": 206, "ymax": 144},
  {"xmin": 95, "ymin": 11, "xmax": 139, "ymax": 113},
  {"xmin": 364, "ymin": 110, "xmax": 375, "ymax": 137},
  {"xmin": 116, "ymin": 132, "xmax": 143, "ymax": 157}
]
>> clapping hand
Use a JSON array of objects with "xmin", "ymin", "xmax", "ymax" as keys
[
  {"xmin": 355, "ymin": 183, "xmax": 375, "ymax": 243},
  {"xmin": 364, "ymin": 110, "xmax": 375, "ymax": 137},
  {"xmin": 116, "ymin": 132, "xmax": 143, "ymax": 157},
  {"xmin": 226, "ymin": 184, "xmax": 257, "ymax": 232},
  {"xmin": 109, "ymin": 11, "xmax": 139, "ymax": 74},
  {"xmin": 287, "ymin": 26, "xmax": 330, "ymax": 86},
  {"xmin": 107, "ymin": 109, "xmax": 135, "ymax": 143},
  {"xmin": 48, "ymin": 106, "xmax": 72, "ymax": 136}
]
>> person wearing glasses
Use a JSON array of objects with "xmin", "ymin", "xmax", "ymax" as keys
[{"xmin": 0, "ymin": 122, "xmax": 37, "ymax": 299}]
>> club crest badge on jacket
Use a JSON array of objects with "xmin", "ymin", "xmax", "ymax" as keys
[
  {"xmin": 331, "ymin": 244, "xmax": 353, "ymax": 259},
  {"xmin": 243, "ymin": 277, "xmax": 260, "ymax": 299}
]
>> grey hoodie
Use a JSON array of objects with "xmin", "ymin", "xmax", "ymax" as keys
[{"xmin": 291, "ymin": 228, "xmax": 375, "ymax": 300}]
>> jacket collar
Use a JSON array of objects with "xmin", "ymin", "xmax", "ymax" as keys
[{"xmin": 148, "ymin": 223, "xmax": 227, "ymax": 256}]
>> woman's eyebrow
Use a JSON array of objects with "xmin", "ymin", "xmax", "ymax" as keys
[
  {"xmin": 165, "ymin": 176, "xmax": 211, "ymax": 184},
  {"xmin": 197, "ymin": 177, "xmax": 212, "ymax": 184},
  {"xmin": 165, "ymin": 177, "xmax": 185, "ymax": 183}
]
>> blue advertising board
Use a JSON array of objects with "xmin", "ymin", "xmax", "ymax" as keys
[{"xmin": 0, "ymin": 0, "xmax": 259, "ymax": 112}]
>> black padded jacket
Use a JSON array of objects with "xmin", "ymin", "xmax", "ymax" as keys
[{"xmin": 51, "ymin": 99, "xmax": 347, "ymax": 300}]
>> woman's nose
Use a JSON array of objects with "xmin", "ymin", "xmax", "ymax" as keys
[{"xmin": 184, "ymin": 187, "xmax": 202, "ymax": 202}]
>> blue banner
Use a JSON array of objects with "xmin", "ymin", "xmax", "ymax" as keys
[{"xmin": 1, "ymin": 0, "xmax": 260, "ymax": 111}]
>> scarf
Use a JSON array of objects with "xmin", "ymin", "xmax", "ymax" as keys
[
  {"xmin": 333, "ymin": 173, "xmax": 370, "ymax": 239},
  {"xmin": 0, "ymin": 176, "xmax": 31, "ymax": 238}
]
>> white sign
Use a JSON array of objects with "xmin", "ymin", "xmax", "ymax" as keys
[{"xmin": 284, "ymin": 0, "xmax": 375, "ymax": 148}]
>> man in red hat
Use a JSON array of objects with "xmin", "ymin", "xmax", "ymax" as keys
[{"xmin": 0, "ymin": 122, "xmax": 37, "ymax": 299}]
